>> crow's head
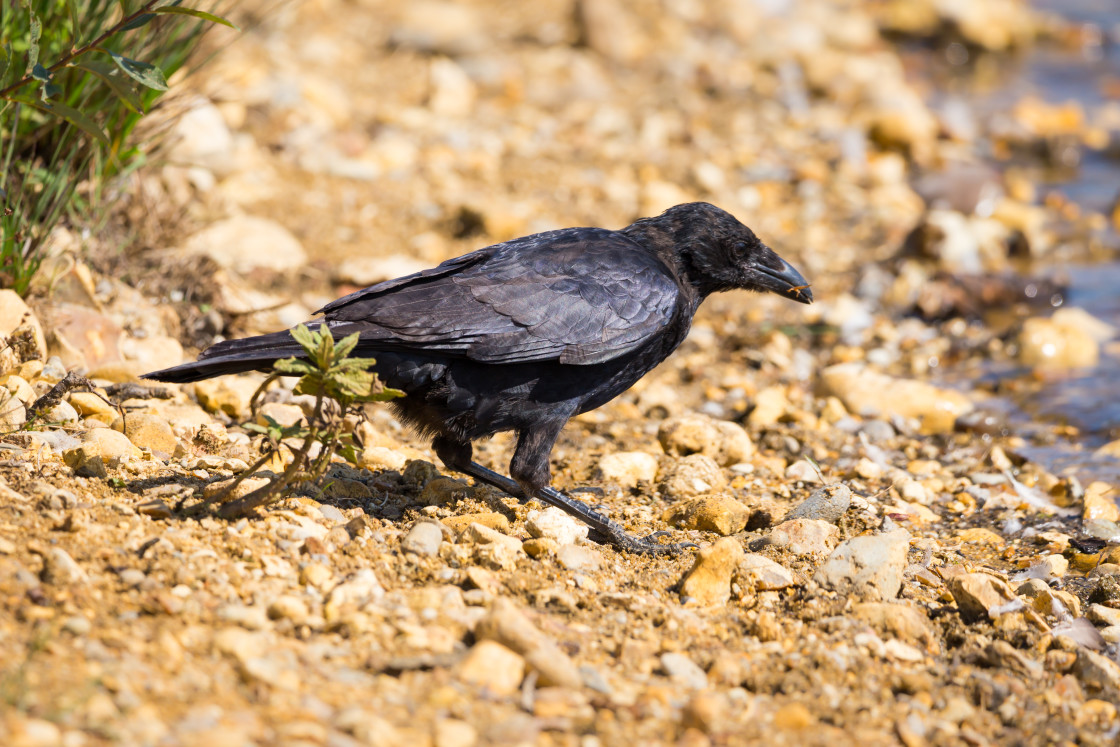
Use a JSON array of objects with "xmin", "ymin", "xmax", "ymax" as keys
[{"xmin": 647, "ymin": 202, "xmax": 813, "ymax": 303}]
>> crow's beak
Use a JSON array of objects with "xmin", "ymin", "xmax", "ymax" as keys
[{"xmin": 757, "ymin": 255, "xmax": 813, "ymax": 304}]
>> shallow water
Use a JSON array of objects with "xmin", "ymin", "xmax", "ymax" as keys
[{"xmin": 914, "ymin": 1, "xmax": 1120, "ymax": 482}]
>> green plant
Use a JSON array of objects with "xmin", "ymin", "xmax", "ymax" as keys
[
  {"xmin": 0, "ymin": 1, "xmax": 237, "ymax": 295},
  {"xmin": 204, "ymin": 325, "xmax": 403, "ymax": 518}
]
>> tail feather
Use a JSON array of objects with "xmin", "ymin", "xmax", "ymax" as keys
[{"xmin": 143, "ymin": 329, "xmax": 304, "ymax": 384}]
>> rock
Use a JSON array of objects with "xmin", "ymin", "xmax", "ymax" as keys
[
  {"xmin": 662, "ymin": 493, "xmax": 750, "ymax": 536},
  {"xmin": 434, "ymin": 718, "xmax": 478, "ymax": 747},
  {"xmin": 456, "ymin": 640, "xmax": 524, "ymax": 695},
  {"xmin": 169, "ymin": 97, "xmax": 235, "ymax": 174},
  {"xmin": 118, "ymin": 335, "xmax": 183, "ymax": 377},
  {"xmin": 853, "ymin": 602, "xmax": 938, "ymax": 652},
  {"xmin": 815, "ymin": 528, "xmax": 911, "ymax": 600},
  {"xmin": 0, "ymin": 289, "xmax": 47, "ymax": 361},
  {"xmin": 1019, "ymin": 314, "xmax": 1100, "ymax": 370},
  {"xmin": 203, "ymin": 476, "xmax": 271, "ymax": 503},
  {"xmin": 180, "ymin": 215, "xmax": 307, "ymax": 275},
  {"xmin": 68, "ymin": 391, "xmax": 117, "ymax": 421},
  {"xmin": 785, "ymin": 460, "xmax": 823, "ymax": 483},
  {"xmin": 443, "ymin": 512, "xmax": 510, "ymax": 534},
  {"xmin": 555, "ymin": 544, "xmax": 602, "ymax": 573},
  {"xmin": 324, "ymin": 569, "xmax": 385, "ymax": 621},
  {"xmin": 193, "ymin": 377, "xmax": 262, "ymax": 419},
  {"xmin": 784, "ymin": 484, "xmax": 852, "ymax": 523},
  {"xmin": 1018, "ymin": 578, "xmax": 1081, "ymax": 618},
  {"xmin": 114, "ymin": 413, "xmax": 178, "ymax": 458},
  {"xmin": 40, "ymin": 548, "xmax": 87, "ymax": 585},
  {"xmin": 358, "ymin": 445, "xmax": 408, "ymax": 471},
  {"xmin": 1083, "ymin": 482, "xmax": 1119, "ymax": 523},
  {"xmin": 660, "ymin": 652, "xmax": 708, "ymax": 690},
  {"xmin": 659, "ymin": 454, "xmax": 728, "ymax": 499},
  {"xmin": 522, "ymin": 537, "xmax": 558, "ymax": 558},
  {"xmin": 0, "ymin": 374, "xmax": 35, "ymax": 404},
  {"xmin": 948, "ymin": 573, "xmax": 1020, "ymax": 623},
  {"xmin": 402, "ymin": 521, "xmax": 444, "ymax": 557},
  {"xmin": 390, "ymin": 1, "xmax": 486, "ymax": 55},
  {"xmin": 82, "ymin": 427, "xmax": 139, "ymax": 464},
  {"xmin": 1072, "ymin": 649, "xmax": 1120, "ymax": 692},
  {"xmin": 658, "ymin": 413, "xmax": 753, "ymax": 466},
  {"xmin": 419, "ymin": 477, "xmax": 474, "ymax": 506},
  {"xmin": 747, "ymin": 385, "xmax": 788, "ymax": 426},
  {"xmin": 1088, "ymin": 604, "xmax": 1120, "ymax": 628},
  {"xmin": 320, "ymin": 478, "xmax": 372, "ymax": 501},
  {"xmin": 333, "ymin": 254, "xmax": 430, "ymax": 286},
  {"xmin": 63, "ymin": 443, "xmax": 108, "ymax": 478},
  {"xmin": 765, "ymin": 519, "xmax": 840, "ymax": 556},
  {"xmin": 428, "ymin": 57, "xmax": 476, "ymax": 117},
  {"xmin": 821, "ymin": 362, "xmax": 972, "ymax": 434},
  {"xmin": 464, "ymin": 523, "xmax": 524, "ymax": 570},
  {"xmin": 476, "ymin": 598, "xmax": 582, "ymax": 688},
  {"xmin": 679, "ymin": 537, "xmax": 743, "ymax": 605},
  {"xmin": 44, "ymin": 400, "xmax": 78, "ymax": 423},
  {"xmin": 737, "ymin": 553, "xmax": 800, "ymax": 591},
  {"xmin": 137, "ymin": 499, "xmax": 173, "ymax": 519},
  {"xmin": 597, "ymin": 451, "xmax": 659, "ymax": 487},
  {"xmin": 256, "ymin": 402, "xmax": 304, "ymax": 428},
  {"xmin": 266, "ymin": 595, "xmax": 310, "ymax": 624},
  {"xmin": 0, "ymin": 389, "xmax": 26, "ymax": 427},
  {"xmin": 526, "ymin": 507, "xmax": 589, "ymax": 545}
]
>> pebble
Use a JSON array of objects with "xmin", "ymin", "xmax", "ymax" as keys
[
  {"xmin": 948, "ymin": 573, "xmax": 1020, "ymax": 623},
  {"xmin": 658, "ymin": 413, "xmax": 753, "ymax": 466},
  {"xmin": 180, "ymin": 215, "xmax": 308, "ymax": 274},
  {"xmin": 266, "ymin": 595, "xmax": 310, "ymax": 624},
  {"xmin": 68, "ymin": 391, "xmax": 117, "ymax": 420},
  {"xmin": 115, "ymin": 413, "xmax": 178, "ymax": 458},
  {"xmin": 358, "ymin": 445, "xmax": 408, "ymax": 471},
  {"xmin": 784, "ymin": 484, "xmax": 852, "ymax": 523},
  {"xmin": 555, "ymin": 543, "xmax": 602, "ymax": 573},
  {"xmin": 62, "ymin": 443, "xmax": 108, "ymax": 478},
  {"xmin": 854, "ymin": 602, "xmax": 938, "ymax": 652},
  {"xmin": 464, "ymin": 523, "xmax": 524, "ymax": 570},
  {"xmin": 456, "ymin": 640, "xmax": 524, "ymax": 695},
  {"xmin": 433, "ymin": 718, "xmax": 478, "ymax": 747},
  {"xmin": 419, "ymin": 477, "xmax": 474, "ymax": 506},
  {"xmin": 40, "ymin": 548, "xmax": 88, "ymax": 585},
  {"xmin": 324, "ymin": 569, "xmax": 384, "ymax": 621},
  {"xmin": 662, "ymin": 493, "xmax": 750, "ymax": 536},
  {"xmin": 137, "ymin": 499, "xmax": 173, "ymax": 519},
  {"xmin": 0, "ymin": 289, "xmax": 48, "ymax": 359},
  {"xmin": 522, "ymin": 537, "xmax": 557, "ymax": 558},
  {"xmin": 679, "ymin": 537, "xmax": 743, "ymax": 605},
  {"xmin": 785, "ymin": 460, "xmax": 823, "ymax": 483},
  {"xmin": 1073, "ymin": 649, "xmax": 1120, "ymax": 692},
  {"xmin": 659, "ymin": 652, "xmax": 708, "ymax": 690},
  {"xmin": 765, "ymin": 518, "xmax": 840, "ymax": 556},
  {"xmin": 821, "ymin": 362, "xmax": 973, "ymax": 434},
  {"xmin": 192, "ymin": 377, "xmax": 262, "ymax": 418},
  {"xmin": 476, "ymin": 599, "xmax": 582, "ymax": 688},
  {"xmin": 203, "ymin": 476, "xmax": 271, "ymax": 503},
  {"xmin": 402, "ymin": 521, "xmax": 444, "ymax": 557},
  {"xmin": 1018, "ymin": 314, "xmax": 1100, "ymax": 370},
  {"xmin": 81, "ymin": 427, "xmax": 140, "ymax": 465},
  {"xmin": 659, "ymin": 454, "xmax": 729, "ymax": 499},
  {"xmin": 1082, "ymin": 481, "xmax": 1119, "ymax": 523},
  {"xmin": 596, "ymin": 451, "xmax": 659, "ymax": 487},
  {"xmin": 815, "ymin": 528, "xmax": 910, "ymax": 599},
  {"xmin": 525, "ymin": 507, "xmax": 590, "ymax": 545},
  {"xmin": 737, "ymin": 553, "xmax": 800, "ymax": 591}
]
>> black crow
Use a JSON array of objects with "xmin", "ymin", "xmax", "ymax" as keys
[{"xmin": 146, "ymin": 202, "xmax": 812, "ymax": 553}]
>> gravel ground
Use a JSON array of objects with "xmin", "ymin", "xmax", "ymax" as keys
[{"xmin": 3, "ymin": 1, "xmax": 1120, "ymax": 745}]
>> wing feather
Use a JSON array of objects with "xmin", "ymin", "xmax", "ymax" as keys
[{"xmin": 320, "ymin": 228, "xmax": 680, "ymax": 366}]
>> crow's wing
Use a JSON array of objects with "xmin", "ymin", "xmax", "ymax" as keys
[{"xmin": 320, "ymin": 227, "xmax": 681, "ymax": 365}]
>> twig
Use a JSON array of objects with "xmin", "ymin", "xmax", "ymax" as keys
[{"xmin": 0, "ymin": 1, "xmax": 165, "ymax": 101}]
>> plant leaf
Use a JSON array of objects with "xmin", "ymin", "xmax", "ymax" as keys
[
  {"xmin": 66, "ymin": 0, "xmax": 83, "ymax": 44},
  {"xmin": 152, "ymin": 6, "xmax": 240, "ymax": 30},
  {"xmin": 8, "ymin": 94, "xmax": 109, "ymax": 145},
  {"xmin": 73, "ymin": 60, "xmax": 144, "ymax": 113},
  {"xmin": 289, "ymin": 324, "xmax": 316, "ymax": 354},
  {"xmin": 103, "ymin": 51, "xmax": 168, "ymax": 91},
  {"xmin": 27, "ymin": 10, "xmax": 42, "ymax": 71},
  {"xmin": 332, "ymin": 331, "xmax": 360, "ymax": 361},
  {"xmin": 30, "ymin": 64, "xmax": 50, "ymax": 82}
]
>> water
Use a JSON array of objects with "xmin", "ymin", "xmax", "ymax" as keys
[{"xmin": 911, "ymin": 1, "xmax": 1120, "ymax": 483}]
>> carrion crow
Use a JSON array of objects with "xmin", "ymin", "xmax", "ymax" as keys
[{"xmin": 146, "ymin": 202, "xmax": 812, "ymax": 553}]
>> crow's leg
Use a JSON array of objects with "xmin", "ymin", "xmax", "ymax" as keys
[{"xmin": 432, "ymin": 433, "xmax": 693, "ymax": 555}]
